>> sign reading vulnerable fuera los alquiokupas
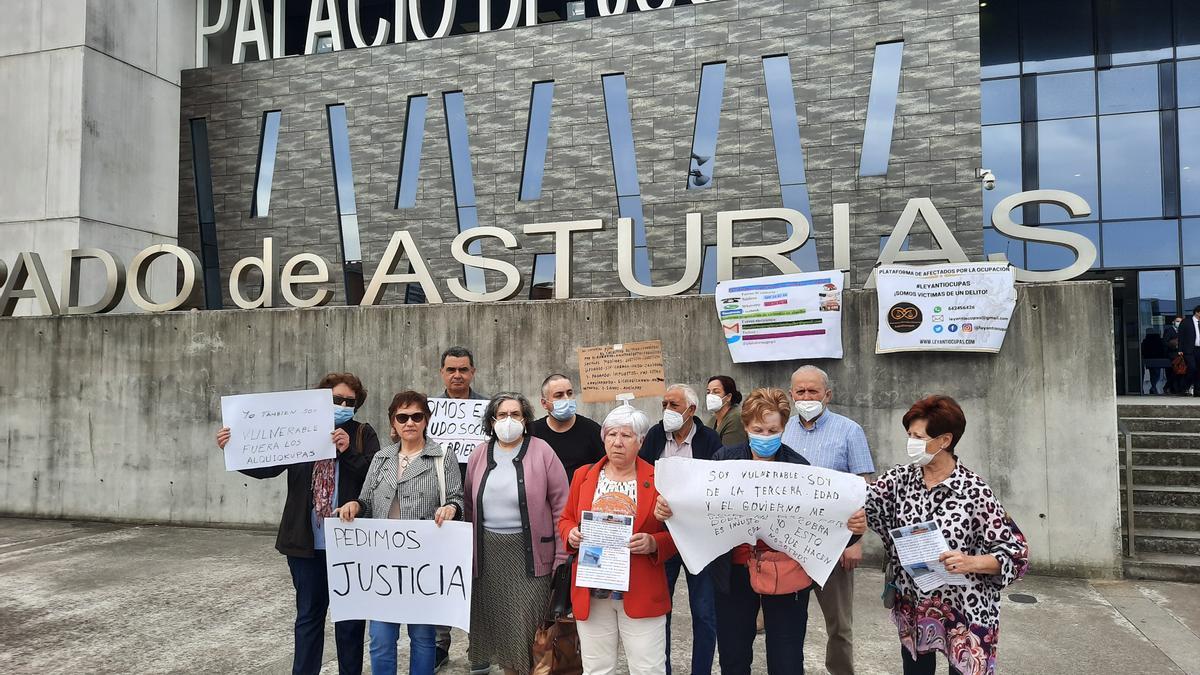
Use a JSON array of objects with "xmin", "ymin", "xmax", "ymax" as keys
[
  {"xmin": 220, "ymin": 389, "xmax": 336, "ymax": 471},
  {"xmin": 325, "ymin": 519, "xmax": 473, "ymax": 631},
  {"xmin": 654, "ymin": 457, "xmax": 867, "ymax": 586},
  {"xmin": 875, "ymin": 262, "xmax": 1017, "ymax": 354},
  {"xmin": 715, "ymin": 270, "xmax": 845, "ymax": 363}
]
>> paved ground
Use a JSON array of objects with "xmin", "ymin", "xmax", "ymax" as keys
[{"xmin": 1, "ymin": 517, "xmax": 1199, "ymax": 674}]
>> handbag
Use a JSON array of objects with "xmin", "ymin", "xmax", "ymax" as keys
[
  {"xmin": 882, "ymin": 560, "xmax": 898, "ymax": 609},
  {"xmin": 748, "ymin": 550, "xmax": 812, "ymax": 595},
  {"xmin": 1173, "ymin": 353, "xmax": 1188, "ymax": 376},
  {"xmin": 531, "ymin": 555, "xmax": 583, "ymax": 675}
]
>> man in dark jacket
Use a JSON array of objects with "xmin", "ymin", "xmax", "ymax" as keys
[
  {"xmin": 639, "ymin": 384, "xmax": 721, "ymax": 675},
  {"xmin": 1180, "ymin": 307, "xmax": 1200, "ymax": 396}
]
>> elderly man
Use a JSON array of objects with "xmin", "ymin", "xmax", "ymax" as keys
[
  {"xmin": 530, "ymin": 373, "xmax": 605, "ymax": 482},
  {"xmin": 639, "ymin": 384, "xmax": 720, "ymax": 675},
  {"xmin": 781, "ymin": 365, "xmax": 874, "ymax": 675}
]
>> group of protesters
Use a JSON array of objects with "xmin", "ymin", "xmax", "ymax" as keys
[{"xmin": 215, "ymin": 346, "xmax": 1029, "ymax": 675}]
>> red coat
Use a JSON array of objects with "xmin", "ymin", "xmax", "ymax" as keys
[{"xmin": 558, "ymin": 456, "xmax": 678, "ymax": 620}]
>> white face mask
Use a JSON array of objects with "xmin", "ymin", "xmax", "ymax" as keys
[
  {"xmin": 705, "ymin": 394, "xmax": 724, "ymax": 412},
  {"xmin": 663, "ymin": 409, "xmax": 685, "ymax": 433},
  {"xmin": 494, "ymin": 417, "xmax": 524, "ymax": 444},
  {"xmin": 906, "ymin": 436, "xmax": 940, "ymax": 467},
  {"xmin": 795, "ymin": 400, "xmax": 824, "ymax": 421}
]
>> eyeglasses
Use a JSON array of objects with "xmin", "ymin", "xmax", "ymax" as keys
[
  {"xmin": 394, "ymin": 412, "xmax": 426, "ymax": 424},
  {"xmin": 494, "ymin": 412, "xmax": 524, "ymax": 420},
  {"xmin": 333, "ymin": 395, "xmax": 357, "ymax": 407}
]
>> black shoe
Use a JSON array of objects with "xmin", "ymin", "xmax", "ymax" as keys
[{"xmin": 434, "ymin": 649, "xmax": 450, "ymax": 672}]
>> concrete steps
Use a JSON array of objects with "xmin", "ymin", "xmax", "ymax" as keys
[{"xmin": 1117, "ymin": 402, "xmax": 1200, "ymax": 581}]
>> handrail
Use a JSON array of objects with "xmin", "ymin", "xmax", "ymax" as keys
[{"xmin": 1118, "ymin": 420, "xmax": 1135, "ymax": 557}]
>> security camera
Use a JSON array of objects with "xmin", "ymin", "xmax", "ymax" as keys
[{"xmin": 976, "ymin": 168, "xmax": 996, "ymax": 191}]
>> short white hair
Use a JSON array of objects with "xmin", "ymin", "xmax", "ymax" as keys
[
  {"xmin": 667, "ymin": 383, "xmax": 700, "ymax": 409},
  {"xmin": 790, "ymin": 365, "xmax": 830, "ymax": 390},
  {"xmin": 601, "ymin": 404, "xmax": 652, "ymax": 440}
]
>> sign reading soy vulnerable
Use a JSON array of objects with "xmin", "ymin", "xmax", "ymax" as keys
[
  {"xmin": 654, "ymin": 457, "xmax": 867, "ymax": 586},
  {"xmin": 427, "ymin": 397, "xmax": 488, "ymax": 463},
  {"xmin": 576, "ymin": 340, "xmax": 668, "ymax": 403},
  {"xmin": 325, "ymin": 519, "xmax": 473, "ymax": 631},
  {"xmin": 220, "ymin": 389, "xmax": 335, "ymax": 471}
]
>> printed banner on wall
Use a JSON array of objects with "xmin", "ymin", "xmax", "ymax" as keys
[
  {"xmin": 324, "ymin": 519, "xmax": 473, "ymax": 631},
  {"xmin": 654, "ymin": 457, "xmax": 867, "ymax": 587},
  {"xmin": 428, "ymin": 398, "xmax": 488, "ymax": 464},
  {"xmin": 219, "ymin": 389, "xmax": 335, "ymax": 471},
  {"xmin": 875, "ymin": 262, "xmax": 1017, "ymax": 354},
  {"xmin": 714, "ymin": 271, "xmax": 845, "ymax": 363}
]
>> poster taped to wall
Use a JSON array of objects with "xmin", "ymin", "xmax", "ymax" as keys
[
  {"xmin": 714, "ymin": 271, "xmax": 845, "ymax": 363},
  {"xmin": 875, "ymin": 263, "xmax": 1017, "ymax": 354}
]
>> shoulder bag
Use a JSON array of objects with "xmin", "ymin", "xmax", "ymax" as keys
[
  {"xmin": 531, "ymin": 554, "xmax": 582, "ymax": 675},
  {"xmin": 748, "ymin": 550, "xmax": 813, "ymax": 595}
]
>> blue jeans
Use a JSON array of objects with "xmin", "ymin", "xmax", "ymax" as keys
[
  {"xmin": 369, "ymin": 621, "xmax": 437, "ymax": 675},
  {"xmin": 665, "ymin": 554, "xmax": 717, "ymax": 675},
  {"xmin": 286, "ymin": 553, "xmax": 366, "ymax": 675}
]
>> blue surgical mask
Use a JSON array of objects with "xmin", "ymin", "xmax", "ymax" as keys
[
  {"xmin": 334, "ymin": 406, "xmax": 355, "ymax": 426},
  {"xmin": 551, "ymin": 398, "xmax": 577, "ymax": 421},
  {"xmin": 748, "ymin": 432, "xmax": 783, "ymax": 458}
]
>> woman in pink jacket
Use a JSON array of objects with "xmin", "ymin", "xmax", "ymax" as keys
[{"xmin": 464, "ymin": 391, "xmax": 570, "ymax": 675}]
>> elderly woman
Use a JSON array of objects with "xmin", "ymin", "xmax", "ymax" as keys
[
  {"xmin": 464, "ymin": 392, "xmax": 570, "ymax": 675},
  {"xmin": 654, "ymin": 388, "xmax": 867, "ymax": 675},
  {"xmin": 560, "ymin": 402, "xmax": 678, "ymax": 675},
  {"xmin": 216, "ymin": 372, "xmax": 379, "ymax": 675},
  {"xmin": 866, "ymin": 395, "xmax": 1028, "ymax": 675},
  {"xmin": 705, "ymin": 375, "xmax": 748, "ymax": 448},
  {"xmin": 335, "ymin": 390, "xmax": 463, "ymax": 675}
]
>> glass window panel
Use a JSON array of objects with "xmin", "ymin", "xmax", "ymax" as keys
[
  {"xmin": 529, "ymin": 253, "xmax": 556, "ymax": 300},
  {"xmin": 1184, "ymin": 267, "xmax": 1200, "ymax": 312},
  {"xmin": 395, "ymin": 95, "xmax": 428, "ymax": 209},
  {"xmin": 1180, "ymin": 2, "xmax": 1200, "ymax": 59},
  {"xmin": 1019, "ymin": 0, "xmax": 1095, "ymax": 73},
  {"xmin": 982, "ymin": 124, "xmax": 1024, "ymax": 225},
  {"xmin": 983, "ymin": 227, "xmax": 1026, "ymax": 267},
  {"xmin": 1179, "ymin": 60, "xmax": 1200, "ymax": 109},
  {"xmin": 325, "ymin": 104, "xmax": 361, "ymax": 262},
  {"xmin": 1026, "ymin": 223, "xmax": 1099, "ymax": 271},
  {"xmin": 700, "ymin": 245, "xmax": 717, "ymax": 294},
  {"xmin": 520, "ymin": 81, "xmax": 555, "ymax": 201},
  {"xmin": 762, "ymin": 55, "xmax": 808, "ymax": 186},
  {"xmin": 1098, "ymin": 65, "xmax": 1160, "ymax": 114},
  {"xmin": 1035, "ymin": 71, "xmax": 1095, "ymax": 120},
  {"xmin": 1182, "ymin": 219, "xmax": 1200, "ymax": 264},
  {"xmin": 1103, "ymin": 219, "xmax": 1181, "ymax": 268},
  {"xmin": 1105, "ymin": 0, "xmax": 1173, "ymax": 66},
  {"xmin": 601, "ymin": 73, "xmax": 641, "ymax": 197},
  {"xmin": 1037, "ymin": 117, "xmax": 1098, "ymax": 222},
  {"xmin": 1183, "ymin": 109, "xmax": 1200, "ymax": 215},
  {"xmin": 251, "ymin": 110, "xmax": 281, "ymax": 218},
  {"xmin": 1100, "ymin": 112, "xmax": 1163, "ymax": 220},
  {"xmin": 982, "ymin": 78, "xmax": 1021, "ymax": 125},
  {"xmin": 859, "ymin": 41, "xmax": 904, "ymax": 177},
  {"xmin": 780, "ymin": 184, "xmax": 818, "ymax": 271},
  {"xmin": 443, "ymin": 91, "xmax": 476, "ymax": 208},
  {"xmin": 688, "ymin": 62, "xmax": 726, "ymax": 190},
  {"xmin": 980, "ymin": 1, "xmax": 1020, "ymax": 79},
  {"xmin": 617, "ymin": 195, "xmax": 647, "ymax": 249},
  {"xmin": 1138, "ymin": 270, "xmax": 1178, "ymax": 330}
]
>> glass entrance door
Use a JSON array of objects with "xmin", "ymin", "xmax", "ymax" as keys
[{"xmin": 1081, "ymin": 268, "xmax": 1181, "ymax": 394}]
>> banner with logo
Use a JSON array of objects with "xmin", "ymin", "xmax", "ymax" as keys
[
  {"xmin": 875, "ymin": 263, "xmax": 1017, "ymax": 353},
  {"xmin": 715, "ymin": 270, "xmax": 844, "ymax": 363}
]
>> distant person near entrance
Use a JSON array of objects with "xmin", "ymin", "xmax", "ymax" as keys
[{"xmin": 1178, "ymin": 308, "xmax": 1200, "ymax": 397}]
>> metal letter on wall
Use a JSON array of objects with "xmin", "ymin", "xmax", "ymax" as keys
[
  {"xmin": 988, "ymin": 189, "xmax": 1098, "ymax": 282},
  {"xmin": 61, "ymin": 249, "xmax": 126, "ymax": 315},
  {"xmin": 127, "ymin": 245, "xmax": 204, "ymax": 313},
  {"xmin": 687, "ymin": 62, "xmax": 726, "ymax": 190},
  {"xmin": 0, "ymin": 253, "xmax": 60, "ymax": 316},
  {"xmin": 520, "ymin": 81, "xmax": 555, "ymax": 201},
  {"xmin": 443, "ymin": 90, "xmax": 485, "ymax": 293},
  {"xmin": 860, "ymin": 41, "xmax": 904, "ymax": 177},
  {"xmin": 395, "ymin": 95, "xmax": 429, "ymax": 209},
  {"xmin": 762, "ymin": 54, "xmax": 818, "ymax": 271},
  {"xmin": 251, "ymin": 110, "xmax": 281, "ymax": 218},
  {"xmin": 188, "ymin": 118, "xmax": 224, "ymax": 309},
  {"xmin": 325, "ymin": 104, "xmax": 365, "ymax": 304}
]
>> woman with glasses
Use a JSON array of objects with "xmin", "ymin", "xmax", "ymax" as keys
[
  {"xmin": 464, "ymin": 392, "xmax": 570, "ymax": 675},
  {"xmin": 216, "ymin": 372, "xmax": 380, "ymax": 675},
  {"xmin": 335, "ymin": 390, "xmax": 464, "ymax": 675}
]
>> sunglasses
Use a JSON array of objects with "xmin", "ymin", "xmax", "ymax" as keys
[
  {"xmin": 333, "ymin": 395, "xmax": 357, "ymax": 407},
  {"xmin": 393, "ymin": 412, "xmax": 426, "ymax": 424}
]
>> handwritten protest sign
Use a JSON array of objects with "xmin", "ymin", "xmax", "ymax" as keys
[
  {"xmin": 220, "ymin": 389, "xmax": 335, "ymax": 471},
  {"xmin": 576, "ymin": 340, "xmax": 667, "ymax": 403},
  {"xmin": 654, "ymin": 457, "xmax": 867, "ymax": 586},
  {"xmin": 324, "ymin": 519, "xmax": 473, "ymax": 630},
  {"xmin": 427, "ymin": 397, "xmax": 488, "ymax": 463}
]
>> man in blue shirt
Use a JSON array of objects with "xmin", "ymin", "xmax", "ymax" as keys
[{"xmin": 781, "ymin": 365, "xmax": 874, "ymax": 675}]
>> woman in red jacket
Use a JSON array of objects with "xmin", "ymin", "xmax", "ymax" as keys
[{"xmin": 559, "ymin": 402, "xmax": 677, "ymax": 675}]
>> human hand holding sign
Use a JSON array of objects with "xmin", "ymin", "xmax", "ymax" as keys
[
  {"xmin": 848, "ymin": 508, "xmax": 866, "ymax": 535},
  {"xmin": 628, "ymin": 532, "xmax": 658, "ymax": 555},
  {"xmin": 653, "ymin": 495, "xmax": 673, "ymax": 521},
  {"xmin": 332, "ymin": 428, "xmax": 350, "ymax": 452},
  {"xmin": 939, "ymin": 550, "xmax": 1001, "ymax": 575},
  {"xmin": 216, "ymin": 427, "xmax": 231, "ymax": 449},
  {"xmin": 335, "ymin": 502, "xmax": 360, "ymax": 522}
]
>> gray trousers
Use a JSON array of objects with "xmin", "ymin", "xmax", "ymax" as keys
[{"xmin": 813, "ymin": 563, "xmax": 855, "ymax": 675}]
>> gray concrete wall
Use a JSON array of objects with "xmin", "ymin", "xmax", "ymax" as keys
[
  {"xmin": 179, "ymin": 0, "xmax": 984, "ymax": 303},
  {"xmin": 0, "ymin": 281, "xmax": 1121, "ymax": 577}
]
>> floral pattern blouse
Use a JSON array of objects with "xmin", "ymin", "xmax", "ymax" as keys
[{"xmin": 866, "ymin": 461, "xmax": 1030, "ymax": 675}]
